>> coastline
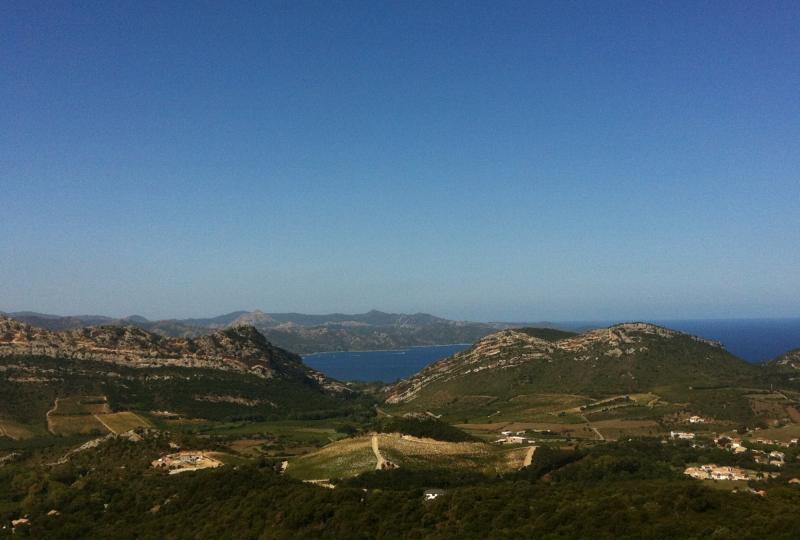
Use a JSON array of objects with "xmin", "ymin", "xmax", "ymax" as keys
[{"xmin": 302, "ymin": 343, "xmax": 472, "ymax": 358}]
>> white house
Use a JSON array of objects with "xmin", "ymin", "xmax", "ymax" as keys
[{"xmin": 423, "ymin": 489, "xmax": 446, "ymax": 501}]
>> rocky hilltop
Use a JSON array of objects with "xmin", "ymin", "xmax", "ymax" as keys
[
  {"xmin": 385, "ymin": 323, "xmax": 743, "ymax": 404},
  {"xmin": 768, "ymin": 348, "xmax": 800, "ymax": 372},
  {"xmin": 0, "ymin": 315, "xmax": 345, "ymax": 392}
]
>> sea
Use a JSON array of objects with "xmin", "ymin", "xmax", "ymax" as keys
[
  {"xmin": 303, "ymin": 344, "xmax": 470, "ymax": 384},
  {"xmin": 303, "ymin": 318, "xmax": 800, "ymax": 383}
]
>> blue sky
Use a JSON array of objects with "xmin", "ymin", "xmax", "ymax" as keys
[{"xmin": 1, "ymin": 1, "xmax": 799, "ymax": 321}]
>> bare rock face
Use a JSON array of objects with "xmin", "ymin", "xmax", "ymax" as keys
[{"xmin": 0, "ymin": 316, "xmax": 346, "ymax": 392}]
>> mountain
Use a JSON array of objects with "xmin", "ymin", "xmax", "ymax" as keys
[
  {"xmin": 0, "ymin": 316, "xmax": 355, "ymax": 428},
  {"xmin": 3, "ymin": 309, "xmax": 538, "ymax": 354},
  {"xmin": 384, "ymin": 323, "xmax": 768, "ymax": 423}
]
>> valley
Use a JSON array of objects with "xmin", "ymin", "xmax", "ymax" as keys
[{"xmin": 2, "ymin": 316, "xmax": 800, "ymax": 537}]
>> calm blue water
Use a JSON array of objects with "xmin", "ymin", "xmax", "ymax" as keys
[
  {"xmin": 303, "ymin": 344, "xmax": 470, "ymax": 383},
  {"xmin": 566, "ymin": 318, "xmax": 800, "ymax": 364},
  {"xmin": 651, "ymin": 318, "xmax": 800, "ymax": 363},
  {"xmin": 304, "ymin": 319, "xmax": 800, "ymax": 382}
]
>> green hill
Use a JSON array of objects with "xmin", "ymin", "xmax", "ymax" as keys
[{"xmin": 385, "ymin": 323, "xmax": 774, "ymax": 426}]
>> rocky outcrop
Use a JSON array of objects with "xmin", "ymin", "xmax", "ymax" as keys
[
  {"xmin": 769, "ymin": 349, "xmax": 800, "ymax": 371},
  {"xmin": 0, "ymin": 316, "xmax": 347, "ymax": 392}
]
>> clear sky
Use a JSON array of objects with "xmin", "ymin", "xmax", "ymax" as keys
[{"xmin": 2, "ymin": 1, "xmax": 799, "ymax": 322}]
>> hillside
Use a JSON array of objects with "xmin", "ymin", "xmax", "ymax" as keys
[
  {"xmin": 1, "ymin": 310, "xmax": 547, "ymax": 354},
  {"xmin": 384, "ymin": 323, "xmax": 779, "ymax": 427},
  {"xmin": 767, "ymin": 348, "xmax": 800, "ymax": 373},
  {"xmin": 0, "ymin": 316, "xmax": 358, "ymax": 430}
]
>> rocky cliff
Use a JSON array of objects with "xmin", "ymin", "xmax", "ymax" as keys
[{"xmin": 0, "ymin": 316, "xmax": 346, "ymax": 392}]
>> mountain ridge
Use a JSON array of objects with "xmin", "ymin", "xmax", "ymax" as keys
[
  {"xmin": 0, "ymin": 315, "xmax": 346, "ymax": 393},
  {"xmin": 1, "ymin": 309, "xmax": 547, "ymax": 354}
]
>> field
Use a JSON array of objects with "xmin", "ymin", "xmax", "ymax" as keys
[
  {"xmin": 377, "ymin": 433, "xmax": 530, "ymax": 474},
  {"xmin": 745, "ymin": 423, "xmax": 800, "ymax": 443},
  {"xmin": 399, "ymin": 392, "xmax": 592, "ymax": 424},
  {"xmin": 590, "ymin": 419, "xmax": 661, "ymax": 439},
  {"xmin": 287, "ymin": 433, "xmax": 532, "ymax": 481},
  {"xmin": 50, "ymin": 396, "xmax": 111, "ymax": 415},
  {"xmin": 287, "ymin": 437, "xmax": 376, "ymax": 480},
  {"xmin": 457, "ymin": 413, "xmax": 665, "ymax": 442},
  {"xmin": 45, "ymin": 396, "xmax": 155, "ymax": 436},
  {"xmin": 0, "ymin": 419, "xmax": 35, "ymax": 440},
  {"xmin": 46, "ymin": 396, "xmax": 111, "ymax": 436},
  {"xmin": 160, "ymin": 417, "xmax": 353, "ymax": 457},
  {"xmin": 94, "ymin": 412, "xmax": 153, "ymax": 434},
  {"xmin": 48, "ymin": 414, "xmax": 109, "ymax": 436}
]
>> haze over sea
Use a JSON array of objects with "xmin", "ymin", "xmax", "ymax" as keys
[{"xmin": 305, "ymin": 318, "xmax": 800, "ymax": 383}]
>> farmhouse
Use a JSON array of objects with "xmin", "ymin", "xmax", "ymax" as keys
[{"xmin": 670, "ymin": 431, "xmax": 695, "ymax": 440}]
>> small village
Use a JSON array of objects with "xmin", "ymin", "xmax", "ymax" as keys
[
  {"xmin": 151, "ymin": 451, "xmax": 224, "ymax": 475},
  {"xmin": 683, "ymin": 464, "xmax": 777, "ymax": 482}
]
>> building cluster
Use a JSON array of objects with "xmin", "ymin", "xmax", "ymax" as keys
[
  {"xmin": 750, "ymin": 436, "xmax": 799, "ymax": 448},
  {"xmin": 714, "ymin": 436, "xmax": 797, "ymax": 466},
  {"xmin": 755, "ymin": 450, "xmax": 786, "ymax": 467},
  {"xmin": 684, "ymin": 464, "xmax": 755, "ymax": 481},
  {"xmin": 151, "ymin": 451, "xmax": 222, "ymax": 475},
  {"xmin": 495, "ymin": 430, "xmax": 536, "ymax": 445}
]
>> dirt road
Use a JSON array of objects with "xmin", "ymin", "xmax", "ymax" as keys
[
  {"xmin": 45, "ymin": 398, "xmax": 62, "ymax": 434},
  {"xmin": 93, "ymin": 414, "xmax": 115, "ymax": 434},
  {"xmin": 371, "ymin": 435, "xmax": 386, "ymax": 470},
  {"xmin": 580, "ymin": 414, "xmax": 605, "ymax": 441},
  {"xmin": 522, "ymin": 445, "xmax": 537, "ymax": 467}
]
